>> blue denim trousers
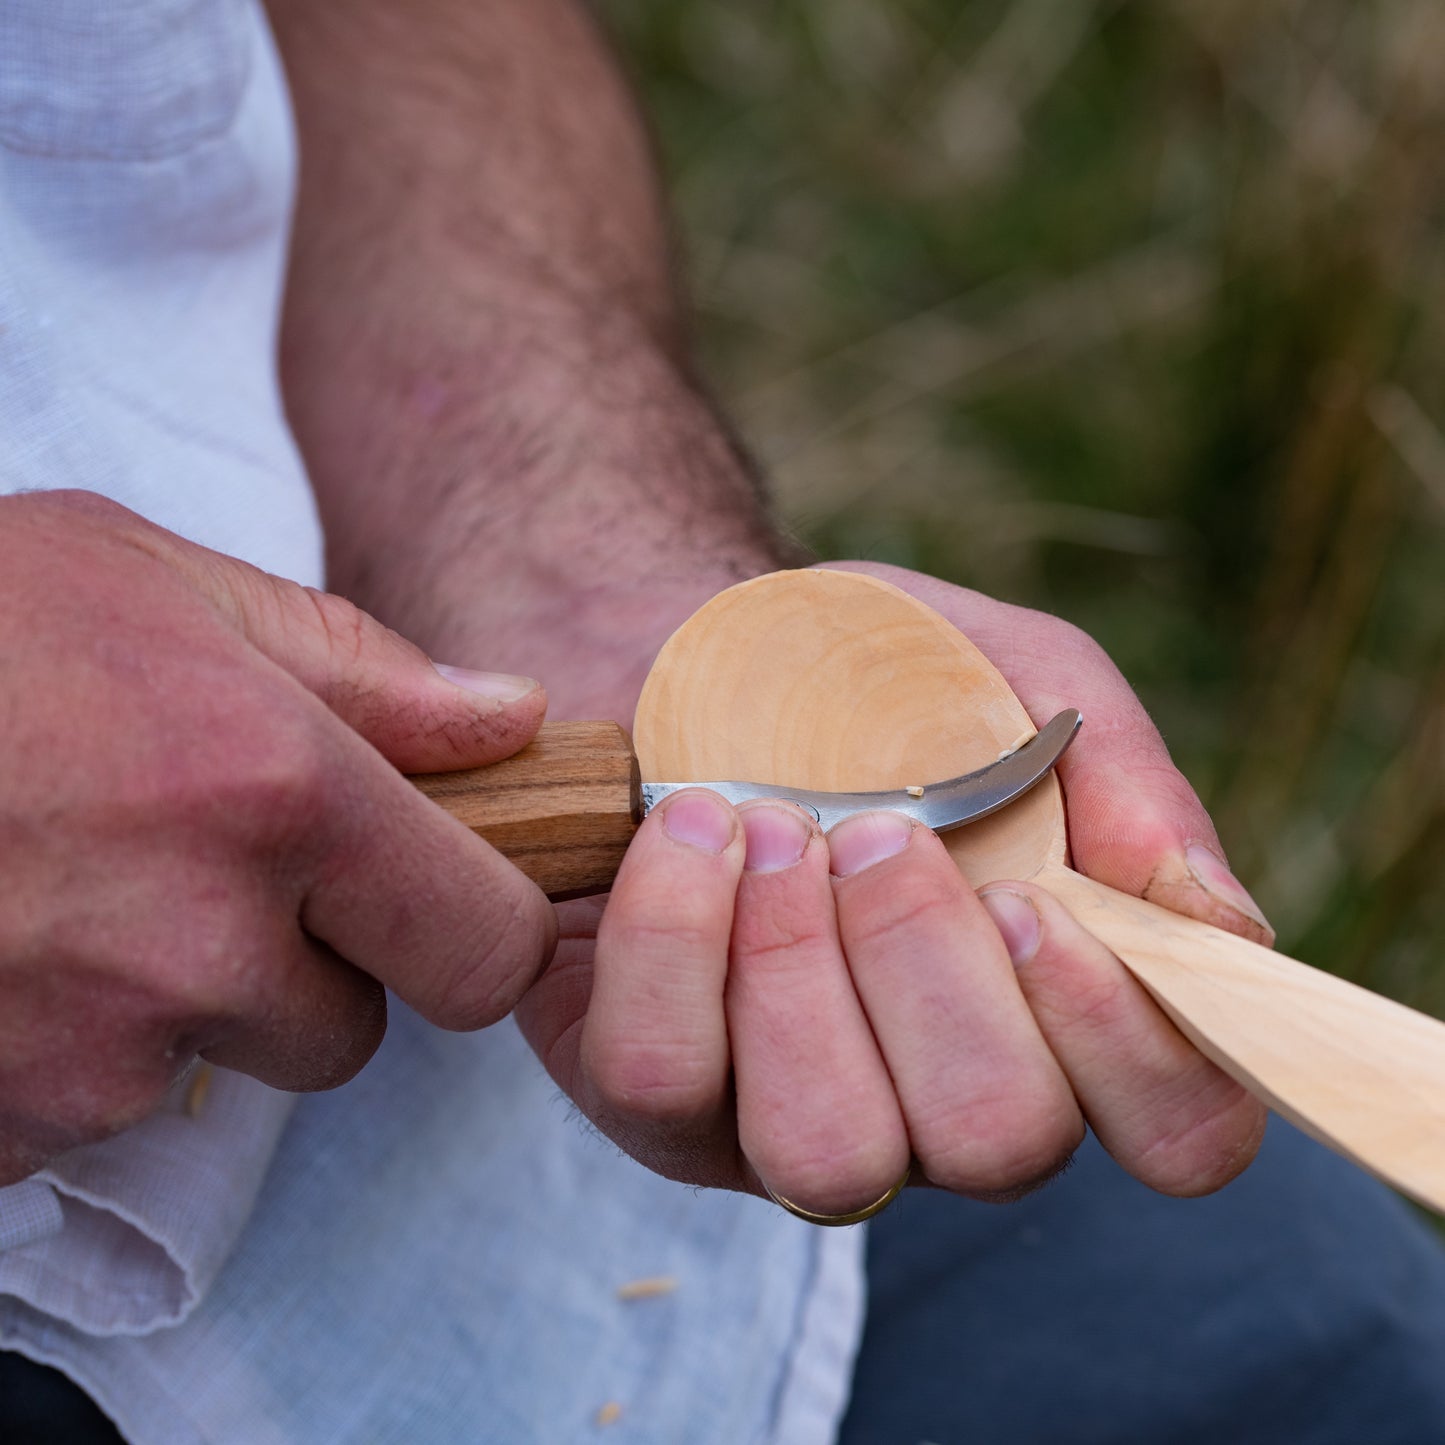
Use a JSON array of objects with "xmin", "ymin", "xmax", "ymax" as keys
[{"xmin": 841, "ymin": 1118, "xmax": 1445, "ymax": 1444}]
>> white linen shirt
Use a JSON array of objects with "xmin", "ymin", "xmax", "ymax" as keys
[{"xmin": 0, "ymin": 4, "xmax": 865, "ymax": 1440}]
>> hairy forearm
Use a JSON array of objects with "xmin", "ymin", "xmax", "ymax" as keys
[{"xmin": 265, "ymin": 0, "xmax": 798, "ymax": 714}]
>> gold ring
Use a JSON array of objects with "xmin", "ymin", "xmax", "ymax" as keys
[{"xmin": 763, "ymin": 1165, "xmax": 911, "ymax": 1227}]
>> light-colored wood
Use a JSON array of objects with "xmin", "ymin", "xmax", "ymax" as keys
[
  {"xmin": 1039, "ymin": 865, "xmax": 1445, "ymax": 1206},
  {"xmin": 633, "ymin": 568, "xmax": 1445, "ymax": 1213},
  {"xmin": 410, "ymin": 720, "xmax": 640, "ymax": 900},
  {"xmin": 633, "ymin": 566, "xmax": 1061, "ymax": 885}
]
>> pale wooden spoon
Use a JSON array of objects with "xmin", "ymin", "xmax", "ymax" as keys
[{"xmin": 632, "ymin": 568, "xmax": 1445, "ymax": 1213}]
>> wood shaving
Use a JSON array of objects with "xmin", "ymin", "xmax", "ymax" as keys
[
  {"xmin": 905, "ymin": 785, "xmax": 925, "ymax": 798},
  {"xmin": 595, "ymin": 1402, "xmax": 623, "ymax": 1426},
  {"xmin": 996, "ymin": 728, "xmax": 1036, "ymax": 761},
  {"xmin": 616, "ymin": 1274, "xmax": 678, "ymax": 1300},
  {"xmin": 186, "ymin": 1064, "xmax": 214, "ymax": 1118}
]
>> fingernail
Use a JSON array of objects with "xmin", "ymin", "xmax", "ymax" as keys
[
  {"xmin": 662, "ymin": 790, "xmax": 736, "ymax": 853},
  {"xmin": 980, "ymin": 889, "xmax": 1042, "ymax": 967},
  {"xmin": 434, "ymin": 662, "xmax": 540, "ymax": 703},
  {"xmin": 741, "ymin": 803, "xmax": 813, "ymax": 873},
  {"xmin": 828, "ymin": 812, "xmax": 914, "ymax": 878},
  {"xmin": 1185, "ymin": 845, "xmax": 1272, "ymax": 933}
]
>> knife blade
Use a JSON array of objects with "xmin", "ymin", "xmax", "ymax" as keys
[
  {"xmin": 410, "ymin": 710, "xmax": 1081, "ymax": 900},
  {"xmin": 640, "ymin": 708, "xmax": 1081, "ymax": 834}
]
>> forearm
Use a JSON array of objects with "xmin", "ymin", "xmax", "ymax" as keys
[{"xmin": 265, "ymin": 0, "xmax": 798, "ymax": 714}]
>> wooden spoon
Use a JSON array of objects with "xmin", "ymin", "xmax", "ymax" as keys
[{"xmin": 631, "ymin": 568, "xmax": 1445, "ymax": 1212}]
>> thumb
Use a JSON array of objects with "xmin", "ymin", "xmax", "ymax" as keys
[
  {"xmin": 201, "ymin": 552, "xmax": 545, "ymax": 773},
  {"xmin": 825, "ymin": 562, "xmax": 1275, "ymax": 948}
]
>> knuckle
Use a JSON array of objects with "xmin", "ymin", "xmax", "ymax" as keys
[
  {"xmin": 1090, "ymin": 753, "xmax": 1195, "ymax": 821},
  {"xmin": 1068, "ymin": 763, "xmax": 1209, "ymax": 890},
  {"xmin": 1121, "ymin": 759, "xmax": 1206, "ymax": 824},
  {"xmin": 1055, "ymin": 967, "xmax": 1136, "ymax": 1034},
  {"xmin": 1015, "ymin": 609, "xmax": 1119, "ymax": 683},
  {"xmin": 425, "ymin": 883, "xmax": 556, "ymax": 1031},
  {"xmin": 237, "ymin": 574, "xmax": 412, "ymax": 729},
  {"xmin": 301, "ymin": 585, "xmax": 371, "ymax": 667},
  {"xmin": 582, "ymin": 1032, "xmax": 720, "ymax": 1125},
  {"xmin": 920, "ymin": 1092, "xmax": 1083, "ymax": 1199},
  {"xmin": 603, "ymin": 913, "xmax": 717, "ymax": 961},
  {"xmin": 242, "ymin": 574, "xmax": 359, "ymax": 665},
  {"xmin": 842, "ymin": 870, "xmax": 959, "ymax": 953},
  {"xmin": 600, "ymin": 880, "xmax": 731, "ymax": 962},
  {"xmin": 123, "ymin": 697, "xmax": 334, "ymax": 862},
  {"xmin": 734, "ymin": 907, "xmax": 836, "ymax": 972},
  {"xmin": 1040, "ymin": 614, "xmax": 1110, "ymax": 665},
  {"xmin": 1133, "ymin": 1083, "xmax": 1266, "ymax": 1197},
  {"xmin": 214, "ymin": 718, "xmax": 335, "ymax": 850},
  {"xmin": 1087, "ymin": 714, "xmax": 1199, "ymax": 803},
  {"xmin": 293, "ymin": 586, "xmax": 439, "ymax": 748},
  {"xmin": 138, "ymin": 892, "xmax": 280, "ymax": 1020},
  {"xmin": 297, "ymin": 586, "xmax": 392, "ymax": 718},
  {"xmin": 150, "ymin": 944, "xmax": 254, "ymax": 1027}
]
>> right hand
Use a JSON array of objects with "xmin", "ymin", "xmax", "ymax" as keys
[{"xmin": 0, "ymin": 491, "xmax": 557, "ymax": 1184}]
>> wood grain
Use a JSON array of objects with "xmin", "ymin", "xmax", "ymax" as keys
[
  {"xmin": 410, "ymin": 720, "xmax": 640, "ymax": 900},
  {"xmin": 633, "ymin": 568, "xmax": 1445, "ymax": 1213},
  {"xmin": 633, "ymin": 566, "xmax": 1061, "ymax": 884}
]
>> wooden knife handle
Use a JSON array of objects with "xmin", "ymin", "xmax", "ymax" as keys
[{"xmin": 409, "ymin": 720, "xmax": 642, "ymax": 901}]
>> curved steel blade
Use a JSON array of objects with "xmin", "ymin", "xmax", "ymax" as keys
[{"xmin": 640, "ymin": 708, "xmax": 1082, "ymax": 834}]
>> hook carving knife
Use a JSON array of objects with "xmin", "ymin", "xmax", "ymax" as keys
[{"xmin": 410, "ymin": 710, "xmax": 1081, "ymax": 900}]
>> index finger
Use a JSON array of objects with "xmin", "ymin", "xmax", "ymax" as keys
[
  {"xmin": 577, "ymin": 789, "xmax": 745, "ymax": 1186},
  {"xmin": 297, "ymin": 710, "xmax": 557, "ymax": 1031}
]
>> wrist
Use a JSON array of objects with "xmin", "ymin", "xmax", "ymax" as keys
[{"xmin": 301, "ymin": 327, "xmax": 802, "ymax": 718}]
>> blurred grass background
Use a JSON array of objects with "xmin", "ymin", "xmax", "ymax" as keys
[{"xmin": 608, "ymin": 0, "xmax": 1445, "ymax": 1009}]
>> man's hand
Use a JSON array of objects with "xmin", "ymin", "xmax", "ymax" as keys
[
  {"xmin": 0, "ymin": 491, "xmax": 556, "ymax": 1184},
  {"xmin": 257, "ymin": 0, "xmax": 1268, "ymax": 1210},
  {"xmin": 516, "ymin": 566, "xmax": 1270, "ymax": 1212}
]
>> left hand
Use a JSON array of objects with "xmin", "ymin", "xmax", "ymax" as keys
[{"xmin": 515, "ymin": 563, "xmax": 1272, "ymax": 1215}]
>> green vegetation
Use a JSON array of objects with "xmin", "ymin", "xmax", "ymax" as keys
[{"xmin": 612, "ymin": 0, "xmax": 1445, "ymax": 1007}]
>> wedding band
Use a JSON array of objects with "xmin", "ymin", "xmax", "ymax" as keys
[{"xmin": 763, "ymin": 1165, "xmax": 911, "ymax": 1227}]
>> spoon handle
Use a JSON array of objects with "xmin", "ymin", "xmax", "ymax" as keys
[{"xmin": 1037, "ymin": 861, "xmax": 1445, "ymax": 1211}]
